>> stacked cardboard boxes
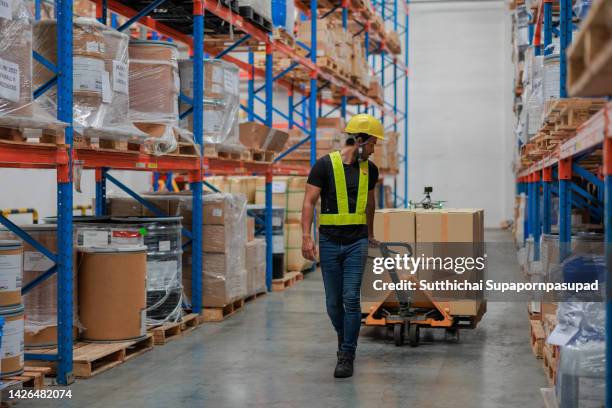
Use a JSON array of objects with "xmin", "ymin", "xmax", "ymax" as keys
[
  {"xmin": 372, "ymin": 132, "xmax": 399, "ymax": 173},
  {"xmin": 363, "ymin": 208, "xmax": 486, "ymax": 318},
  {"xmin": 255, "ymin": 176, "xmax": 313, "ymax": 272},
  {"xmin": 182, "ymin": 193, "xmax": 248, "ymax": 307},
  {"xmin": 281, "ymin": 118, "xmax": 344, "ymax": 167},
  {"xmin": 246, "ymin": 238, "xmax": 266, "ymax": 296}
]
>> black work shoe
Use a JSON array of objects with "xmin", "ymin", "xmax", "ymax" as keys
[{"xmin": 334, "ymin": 351, "xmax": 355, "ymax": 378}]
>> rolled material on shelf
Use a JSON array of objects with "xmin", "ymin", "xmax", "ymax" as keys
[
  {"xmin": 0, "ymin": 240, "xmax": 22, "ymax": 307},
  {"xmin": 0, "ymin": 225, "xmax": 79, "ymax": 348},
  {"xmin": 0, "ymin": 304, "xmax": 25, "ymax": 377},
  {"xmin": 0, "ymin": 0, "xmax": 33, "ymax": 118},
  {"xmin": 77, "ymin": 246, "xmax": 147, "ymax": 342},
  {"xmin": 178, "ymin": 59, "xmax": 240, "ymax": 148},
  {"xmin": 129, "ymin": 40, "xmax": 184, "ymax": 155},
  {"xmin": 34, "ymin": 18, "xmax": 107, "ymax": 129}
]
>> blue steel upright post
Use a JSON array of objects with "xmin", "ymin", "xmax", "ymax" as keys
[
  {"xmin": 95, "ymin": 168, "xmax": 107, "ymax": 216},
  {"xmin": 559, "ymin": 0, "xmax": 571, "ymax": 98},
  {"xmin": 403, "ymin": 3, "xmax": 409, "ymax": 208},
  {"xmin": 542, "ymin": 167, "xmax": 552, "ymax": 234},
  {"xmin": 558, "ymin": 158, "xmax": 572, "ymax": 261},
  {"xmin": 56, "ymin": 0, "xmax": 74, "ymax": 385},
  {"xmin": 543, "ymin": 0, "xmax": 552, "ymax": 56},
  {"xmin": 341, "ymin": 0, "xmax": 348, "ymax": 121},
  {"xmin": 603, "ymin": 135, "xmax": 612, "ymax": 408},
  {"xmin": 248, "ymin": 50, "xmax": 255, "ymax": 121},
  {"xmin": 190, "ymin": 1, "xmax": 204, "ymax": 312},
  {"xmin": 392, "ymin": 0, "xmax": 398, "ymax": 208},
  {"xmin": 265, "ymin": 42, "xmax": 274, "ymax": 290},
  {"xmin": 309, "ymin": 0, "xmax": 318, "ymax": 167},
  {"xmin": 532, "ymin": 171, "xmax": 541, "ymax": 260}
]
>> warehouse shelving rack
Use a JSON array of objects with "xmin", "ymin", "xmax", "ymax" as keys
[
  {"xmin": 0, "ymin": 0, "xmax": 409, "ymax": 385},
  {"xmin": 516, "ymin": 0, "xmax": 611, "ymax": 404}
]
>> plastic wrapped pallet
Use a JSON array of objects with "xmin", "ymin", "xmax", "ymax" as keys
[
  {"xmin": 33, "ymin": 18, "xmax": 146, "ymax": 143},
  {"xmin": 178, "ymin": 59, "xmax": 240, "ymax": 149},
  {"xmin": 0, "ymin": 225, "xmax": 79, "ymax": 347},
  {"xmin": 551, "ymin": 302, "xmax": 605, "ymax": 407},
  {"xmin": 129, "ymin": 40, "xmax": 193, "ymax": 155},
  {"xmin": 181, "ymin": 193, "xmax": 248, "ymax": 307},
  {"xmin": 0, "ymin": 0, "xmax": 32, "ymax": 119},
  {"xmin": 245, "ymin": 238, "xmax": 266, "ymax": 296}
]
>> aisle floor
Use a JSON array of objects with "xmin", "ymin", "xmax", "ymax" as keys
[{"xmin": 30, "ymin": 229, "xmax": 547, "ymax": 408}]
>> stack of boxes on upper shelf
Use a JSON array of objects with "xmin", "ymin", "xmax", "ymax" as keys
[
  {"xmin": 0, "ymin": 0, "xmax": 290, "ymax": 161},
  {"xmin": 511, "ymin": 0, "xmax": 607, "ymax": 170},
  {"xmin": 281, "ymin": 117, "xmax": 399, "ymax": 175}
]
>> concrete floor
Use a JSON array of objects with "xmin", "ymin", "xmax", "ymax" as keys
[{"xmin": 30, "ymin": 229, "xmax": 547, "ymax": 408}]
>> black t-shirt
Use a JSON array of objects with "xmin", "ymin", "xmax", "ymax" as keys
[{"xmin": 307, "ymin": 154, "xmax": 379, "ymax": 244}]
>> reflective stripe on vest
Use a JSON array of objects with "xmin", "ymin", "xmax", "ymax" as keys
[{"xmin": 319, "ymin": 151, "xmax": 369, "ymax": 226}]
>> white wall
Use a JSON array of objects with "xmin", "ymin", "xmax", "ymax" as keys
[{"xmin": 399, "ymin": 0, "xmax": 514, "ymax": 227}]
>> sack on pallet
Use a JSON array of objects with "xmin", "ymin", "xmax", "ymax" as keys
[
  {"xmin": 33, "ymin": 18, "xmax": 147, "ymax": 144},
  {"xmin": 178, "ymin": 59, "xmax": 240, "ymax": 150},
  {"xmin": 0, "ymin": 1, "xmax": 65, "ymax": 135}
]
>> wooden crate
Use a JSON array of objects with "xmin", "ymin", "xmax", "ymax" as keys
[{"xmin": 272, "ymin": 271, "xmax": 304, "ymax": 292}]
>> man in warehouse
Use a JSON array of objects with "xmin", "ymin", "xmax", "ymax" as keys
[{"xmin": 301, "ymin": 113, "xmax": 383, "ymax": 379}]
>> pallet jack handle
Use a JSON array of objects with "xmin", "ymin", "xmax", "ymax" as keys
[{"xmin": 377, "ymin": 242, "xmax": 413, "ymax": 306}]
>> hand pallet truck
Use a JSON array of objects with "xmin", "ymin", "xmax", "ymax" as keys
[{"xmin": 363, "ymin": 242, "xmax": 482, "ymax": 347}]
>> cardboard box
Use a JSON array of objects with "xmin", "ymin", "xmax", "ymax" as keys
[
  {"xmin": 247, "ymin": 216, "xmax": 255, "ymax": 242},
  {"xmin": 373, "ymin": 209, "xmax": 416, "ymax": 247},
  {"xmin": 285, "ymin": 223, "xmax": 313, "ymax": 272},
  {"xmin": 107, "ymin": 197, "xmax": 143, "ymax": 216},
  {"xmin": 239, "ymin": 122, "xmax": 288, "ymax": 152}
]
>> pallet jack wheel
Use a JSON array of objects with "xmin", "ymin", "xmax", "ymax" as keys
[
  {"xmin": 445, "ymin": 328, "xmax": 460, "ymax": 343},
  {"xmin": 393, "ymin": 324, "xmax": 404, "ymax": 346},
  {"xmin": 408, "ymin": 324, "xmax": 420, "ymax": 347}
]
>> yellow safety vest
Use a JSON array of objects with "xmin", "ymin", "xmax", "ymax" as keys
[{"xmin": 319, "ymin": 151, "xmax": 369, "ymax": 226}]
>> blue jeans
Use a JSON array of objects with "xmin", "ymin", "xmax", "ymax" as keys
[{"xmin": 319, "ymin": 234, "xmax": 368, "ymax": 354}]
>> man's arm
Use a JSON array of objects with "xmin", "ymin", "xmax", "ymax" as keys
[
  {"xmin": 366, "ymin": 189, "xmax": 377, "ymax": 242},
  {"xmin": 302, "ymin": 183, "xmax": 321, "ymax": 261}
]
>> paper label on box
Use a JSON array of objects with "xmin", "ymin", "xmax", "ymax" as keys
[
  {"xmin": 212, "ymin": 208, "xmax": 223, "ymax": 217},
  {"xmin": 1, "ymin": 318, "xmax": 24, "ymax": 359},
  {"xmin": 86, "ymin": 41, "xmax": 101, "ymax": 53},
  {"xmin": 82, "ymin": 230, "xmax": 109, "ymax": 247},
  {"xmin": 140, "ymin": 309, "xmax": 146, "ymax": 335},
  {"xmin": 0, "ymin": 253, "xmax": 21, "ymax": 291},
  {"xmin": 0, "ymin": 57, "xmax": 20, "ymax": 103},
  {"xmin": 158, "ymin": 240, "xmax": 171, "ymax": 251},
  {"xmin": 272, "ymin": 216, "xmax": 282, "ymax": 228},
  {"xmin": 24, "ymin": 251, "xmax": 54, "ymax": 272},
  {"xmin": 101, "ymin": 70, "xmax": 112, "ymax": 103},
  {"xmin": 212, "ymin": 65, "xmax": 224, "ymax": 85},
  {"xmin": 224, "ymin": 71, "xmax": 237, "ymax": 95},
  {"xmin": 73, "ymin": 57, "xmax": 104, "ymax": 94},
  {"xmin": 272, "ymin": 181, "xmax": 286, "ymax": 194},
  {"xmin": 112, "ymin": 60, "xmax": 128, "ymax": 94},
  {"xmin": 272, "ymin": 235, "xmax": 284, "ymax": 254},
  {"xmin": 0, "ymin": 0, "xmax": 12, "ymax": 20},
  {"xmin": 111, "ymin": 229, "xmax": 141, "ymax": 246}
]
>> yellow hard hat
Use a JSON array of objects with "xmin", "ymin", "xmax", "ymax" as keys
[{"xmin": 344, "ymin": 114, "xmax": 385, "ymax": 140}]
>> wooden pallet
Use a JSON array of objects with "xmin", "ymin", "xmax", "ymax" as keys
[
  {"xmin": 3, "ymin": 367, "xmax": 52, "ymax": 390},
  {"xmin": 272, "ymin": 28, "xmax": 295, "ymax": 48},
  {"xmin": 27, "ymin": 334, "xmax": 154, "ymax": 379},
  {"xmin": 272, "ymin": 271, "xmax": 304, "ymax": 292},
  {"xmin": 243, "ymin": 149, "xmax": 275, "ymax": 162},
  {"xmin": 201, "ymin": 298, "xmax": 245, "ymax": 322},
  {"xmin": 74, "ymin": 135, "xmax": 144, "ymax": 153},
  {"xmin": 567, "ymin": 0, "xmax": 612, "ymax": 97},
  {"xmin": 530, "ymin": 319, "xmax": 545, "ymax": 359},
  {"xmin": 0, "ymin": 126, "xmax": 65, "ymax": 146},
  {"xmin": 149, "ymin": 313, "xmax": 200, "ymax": 345},
  {"xmin": 239, "ymin": 6, "xmax": 272, "ymax": 32},
  {"xmin": 244, "ymin": 291, "xmax": 266, "ymax": 303}
]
